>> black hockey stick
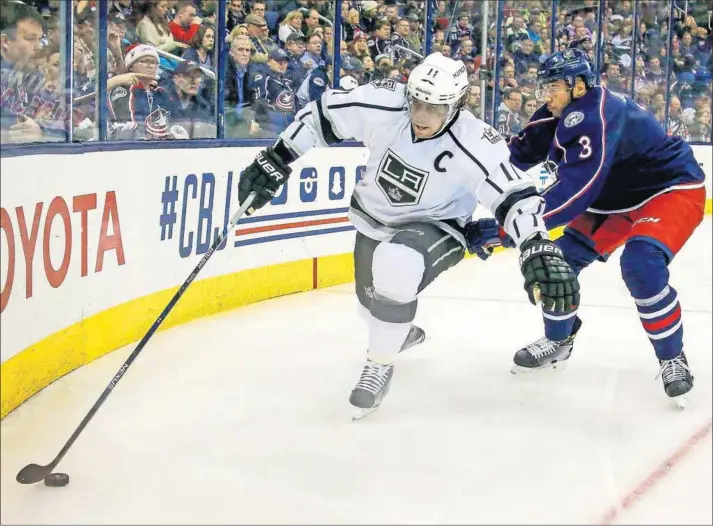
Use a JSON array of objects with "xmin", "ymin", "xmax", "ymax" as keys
[{"xmin": 16, "ymin": 192, "xmax": 257, "ymax": 485}]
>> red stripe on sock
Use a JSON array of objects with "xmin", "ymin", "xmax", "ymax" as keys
[{"xmin": 642, "ymin": 304, "xmax": 681, "ymax": 332}]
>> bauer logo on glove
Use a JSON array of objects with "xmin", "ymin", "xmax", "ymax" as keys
[{"xmin": 238, "ymin": 146, "xmax": 293, "ymax": 214}]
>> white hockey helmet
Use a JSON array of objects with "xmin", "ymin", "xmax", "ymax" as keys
[{"xmin": 406, "ymin": 52, "xmax": 469, "ymax": 135}]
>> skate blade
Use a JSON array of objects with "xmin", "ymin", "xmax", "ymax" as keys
[
  {"xmin": 672, "ymin": 394, "xmax": 690, "ymax": 410},
  {"xmin": 351, "ymin": 405, "xmax": 381, "ymax": 421},
  {"xmin": 510, "ymin": 360, "xmax": 569, "ymax": 375}
]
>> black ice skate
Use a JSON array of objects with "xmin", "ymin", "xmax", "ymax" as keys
[
  {"xmin": 511, "ymin": 318, "xmax": 582, "ymax": 374},
  {"xmin": 349, "ymin": 360, "xmax": 394, "ymax": 420},
  {"xmin": 399, "ymin": 325, "xmax": 426, "ymax": 352},
  {"xmin": 656, "ymin": 351, "xmax": 694, "ymax": 409}
]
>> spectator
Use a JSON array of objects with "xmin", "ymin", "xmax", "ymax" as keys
[
  {"xmin": 405, "ymin": 13, "xmax": 422, "ymax": 52},
  {"xmin": 226, "ymin": 0, "xmax": 246, "ymax": 32},
  {"xmin": 108, "ymin": 43, "xmax": 180, "ymax": 139},
  {"xmin": 506, "ymin": 15, "xmax": 529, "ymax": 51},
  {"xmin": 454, "ymin": 39, "xmax": 476, "ymax": 62},
  {"xmin": 512, "ymin": 39, "xmax": 539, "ymax": 76},
  {"xmin": 229, "ymin": 23, "xmax": 248, "ymax": 40},
  {"xmin": 108, "ymin": 13, "xmax": 127, "ymax": 75},
  {"xmin": 520, "ymin": 96, "xmax": 538, "ymax": 122},
  {"xmin": 689, "ymin": 108, "xmax": 711, "ymax": 142},
  {"xmin": 224, "ymin": 34, "xmax": 258, "ymax": 137},
  {"xmin": 252, "ymin": 48, "xmax": 295, "ymax": 134},
  {"xmin": 278, "ymin": 10, "xmax": 304, "ymax": 45},
  {"xmin": 303, "ymin": 9, "xmax": 321, "ymax": 35},
  {"xmin": 284, "ymin": 33, "xmax": 308, "ymax": 87},
  {"xmin": 168, "ymin": 0, "xmax": 202, "ymax": 46},
  {"xmin": 300, "ymin": 33, "xmax": 323, "ymax": 72},
  {"xmin": 496, "ymin": 87, "xmax": 523, "ymax": 137},
  {"xmin": 74, "ymin": 7, "xmax": 97, "ymax": 83},
  {"xmin": 1, "ymin": 1, "xmax": 47, "ymax": 143},
  {"xmin": 167, "ymin": 60, "xmax": 213, "ymax": 137},
  {"xmin": 361, "ymin": 54, "xmax": 375, "ymax": 82},
  {"xmin": 183, "ymin": 23, "xmax": 215, "ymax": 71},
  {"xmin": 667, "ymin": 95, "xmax": 691, "ymax": 140},
  {"xmin": 248, "ymin": 1, "xmax": 267, "ymax": 21},
  {"xmin": 359, "ymin": 1, "xmax": 380, "ymax": 34},
  {"xmin": 342, "ymin": 8, "xmax": 363, "ymax": 43},
  {"xmin": 368, "ymin": 19, "xmax": 393, "ymax": 59},
  {"xmin": 136, "ymin": 0, "xmax": 187, "ymax": 53},
  {"xmin": 465, "ymin": 81, "xmax": 481, "ymax": 116},
  {"xmin": 245, "ymin": 14, "xmax": 275, "ymax": 64},
  {"xmin": 391, "ymin": 18, "xmax": 416, "ymax": 62},
  {"xmin": 349, "ymin": 30, "xmax": 370, "ymax": 61}
]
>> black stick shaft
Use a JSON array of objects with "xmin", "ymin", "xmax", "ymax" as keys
[{"xmin": 18, "ymin": 193, "xmax": 256, "ymax": 479}]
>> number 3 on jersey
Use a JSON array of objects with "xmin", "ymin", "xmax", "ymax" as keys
[{"xmin": 578, "ymin": 136, "xmax": 592, "ymax": 159}]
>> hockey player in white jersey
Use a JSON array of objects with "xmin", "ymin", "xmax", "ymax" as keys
[{"xmin": 237, "ymin": 53, "xmax": 580, "ymax": 419}]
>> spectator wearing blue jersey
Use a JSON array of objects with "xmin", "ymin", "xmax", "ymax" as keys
[
  {"xmin": 252, "ymin": 48, "xmax": 295, "ymax": 135},
  {"xmin": 284, "ymin": 33, "xmax": 308, "ymax": 87}
]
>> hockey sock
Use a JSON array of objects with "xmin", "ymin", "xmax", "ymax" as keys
[
  {"xmin": 543, "ymin": 310, "xmax": 579, "ymax": 342},
  {"xmin": 367, "ymin": 317, "xmax": 412, "ymax": 365},
  {"xmin": 621, "ymin": 240, "xmax": 682, "ymax": 360},
  {"xmin": 635, "ymin": 285, "xmax": 683, "ymax": 360},
  {"xmin": 541, "ymin": 233, "xmax": 596, "ymax": 341},
  {"xmin": 367, "ymin": 242, "xmax": 424, "ymax": 364}
]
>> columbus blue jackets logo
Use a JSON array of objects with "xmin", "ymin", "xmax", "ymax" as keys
[
  {"xmin": 564, "ymin": 111, "xmax": 584, "ymax": 127},
  {"xmin": 376, "ymin": 150, "xmax": 429, "ymax": 206},
  {"xmin": 275, "ymin": 91, "xmax": 295, "ymax": 112}
]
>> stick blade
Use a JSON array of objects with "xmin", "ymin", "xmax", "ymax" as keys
[{"xmin": 17, "ymin": 463, "xmax": 52, "ymax": 484}]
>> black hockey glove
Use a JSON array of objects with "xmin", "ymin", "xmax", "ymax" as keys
[
  {"xmin": 238, "ymin": 146, "xmax": 292, "ymax": 214},
  {"xmin": 464, "ymin": 218, "xmax": 516, "ymax": 261},
  {"xmin": 519, "ymin": 236, "xmax": 580, "ymax": 313}
]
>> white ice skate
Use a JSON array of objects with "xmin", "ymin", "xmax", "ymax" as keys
[
  {"xmin": 511, "ymin": 318, "xmax": 581, "ymax": 374},
  {"xmin": 656, "ymin": 351, "xmax": 694, "ymax": 409},
  {"xmin": 349, "ymin": 360, "xmax": 394, "ymax": 420}
]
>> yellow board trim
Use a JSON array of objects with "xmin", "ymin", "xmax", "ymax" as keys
[
  {"xmin": 0, "ymin": 258, "xmax": 339, "ymax": 419},
  {"xmin": 2, "ymin": 199, "xmax": 711, "ymax": 419}
]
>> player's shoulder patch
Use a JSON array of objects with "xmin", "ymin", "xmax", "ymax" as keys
[
  {"xmin": 370, "ymin": 78, "xmax": 398, "ymax": 91},
  {"xmin": 254, "ymin": 74, "xmax": 263, "ymax": 81},
  {"xmin": 564, "ymin": 110, "xmax": 584, "ymax": 128},
  {"xmin": 312, "ymin": 76, "xmax": 325, "ymax": 87},
  {"xmin": 481, "ymin": 125, "xmax": 504, "ymax": 144}
]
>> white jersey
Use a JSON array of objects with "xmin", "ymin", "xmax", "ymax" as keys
[{"xmin": 279, "ymin": 79, "xmax": 547, "ymax": 247}]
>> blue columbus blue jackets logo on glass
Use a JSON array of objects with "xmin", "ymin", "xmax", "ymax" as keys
[{"xmin": 376, "ymin": 150, "xmax": 429, "ymax": 206}]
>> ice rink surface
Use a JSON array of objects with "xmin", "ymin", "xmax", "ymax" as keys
[{"xmin": 2, "ymin": 218, "xmax": 711, "ymax": 525}]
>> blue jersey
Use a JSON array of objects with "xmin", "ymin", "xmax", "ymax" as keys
[{"xmin": 508, "ymin": 86, "xmax": 705, "ymax": 229}]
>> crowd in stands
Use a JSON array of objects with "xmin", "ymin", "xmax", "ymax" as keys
[{"xmin": 1, "ymin": 0, "xmax": 711, "ymax": 144}]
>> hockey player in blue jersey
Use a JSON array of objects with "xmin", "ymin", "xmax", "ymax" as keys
[{"xmin": 467, "ymin": 49, "xmax": 706, "ymax": 407}]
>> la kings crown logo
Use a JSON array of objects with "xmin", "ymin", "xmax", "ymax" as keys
[{"xmin": 376, "ymin": 149, "xmax": 429, "ymax": 206}]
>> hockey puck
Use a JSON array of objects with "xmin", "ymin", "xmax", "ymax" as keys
[{"xmin": 44, "ymin": 473, "xmax": 69, "ymax": 487}]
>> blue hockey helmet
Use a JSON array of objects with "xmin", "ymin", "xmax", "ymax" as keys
[{"xmin": 536, "ymin": 48, "xmax": 596, "ymax": 94}]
